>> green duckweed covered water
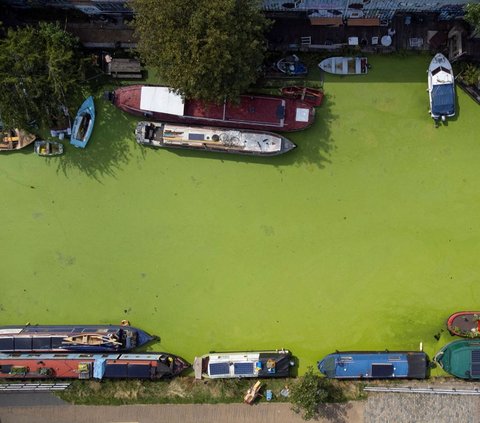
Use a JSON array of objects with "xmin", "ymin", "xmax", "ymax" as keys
[{"xmin": 1, "ymin": 55, "xmax": 479, "ymax": 375}]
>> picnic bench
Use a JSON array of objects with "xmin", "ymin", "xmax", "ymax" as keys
[{"xmin": 106, "ymin": 57, "xmax": 142, "ymax": 79}]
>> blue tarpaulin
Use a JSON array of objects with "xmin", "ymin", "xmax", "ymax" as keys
[{"xmin": 431, "ymin": 84, "xmax": 455, "ymax": 116}]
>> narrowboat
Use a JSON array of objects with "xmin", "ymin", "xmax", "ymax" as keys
[
  {"xmin": 193, "ymin": 349, "xmax": 294, "ymax": 379},
  {"xmin": 428, "ymin": 53, "xmax": 455, "ymax": 125},
  {"xmin": 135, "ymin": 121, "xmax": 296, "ymax": 156},
  {"xmin": 1, "ymin": 128, "xmax": 36, "ymax": 152},
  {"xmin": 447, "ymin": 311, "xmax": 480, "ymax": 338},
  {"xmin": 70, "ymin": 96, "xmax": 95, "ymax": 148},
  {"xmin": 106, "ymin": 85, "xmax": 315, "ymax": 132},
  {"xmin": 318, "ymin": 351, "xmax": 429, "ymax": 379},
  {"xmin": 435, "ymin": 340, "xmax": 480, "ymax": 379},
  {"xmin": 318, "ymin": 57, "xmax": 368, "ymax": 75},
  {"xmin": 0, "ymin": 352, "xmax": 189, "ymax": 380},
  {"xmin": 0, "ymin": 324, "xmax": 156, "ymax": 353}
]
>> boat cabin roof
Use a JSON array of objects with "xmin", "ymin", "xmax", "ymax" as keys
[{"xmin": 140, "ymin": 87, "xmax": 185, "ymax": 116}]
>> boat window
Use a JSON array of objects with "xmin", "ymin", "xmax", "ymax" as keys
[
  {"xmin": 431, "ymin": 67, "xmax": 442, "ymax": 76},
  {"xmin": 188, "ymin": 133, "xmax": 205, "ymax": 141}
]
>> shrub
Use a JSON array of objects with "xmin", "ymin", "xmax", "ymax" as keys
[{"xmin": 290, "ymin": 367, "xmax": 328, "ymax": 420}]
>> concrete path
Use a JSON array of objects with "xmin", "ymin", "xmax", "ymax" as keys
[
  {"xmin": 0, "ymin": 402, "xmax": 364, "ymax": 423},
  {"xmin": 0, "ymin": 392, "xmax": 66, "ymax": 407}
]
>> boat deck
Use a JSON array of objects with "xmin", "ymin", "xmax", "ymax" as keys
[{"xmin": 185, "ymin": 96, "xmax": 286, "ymax": 126}]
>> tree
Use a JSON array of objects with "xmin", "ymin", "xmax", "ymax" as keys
[
  {"xmin": 131, "ymin": 0, "xmax": 270, "ymax": 103},
  {"xmin": 0, "ymin": 22, "xmax": 84, "ymax": 129},
  {"xmin": 465, "ymin": 3, "xmax": 480, "ymax": 32},
  {"xmin": 290, "ymin": 367, "xmax": 328, "ymax": 420}
]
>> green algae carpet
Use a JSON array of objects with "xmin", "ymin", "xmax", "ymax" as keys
[{"xmin": 1, "ymin": 55, "xmax": 479, "ymax": 375}]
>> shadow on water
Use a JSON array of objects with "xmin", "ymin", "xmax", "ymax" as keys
[
  {"xmin": 162, "ymin": 93, "xmax": 337, "ymax": 170},
  {"xmin": 56, "ymin": 93, "xmax": 134, "ymax": 181}
]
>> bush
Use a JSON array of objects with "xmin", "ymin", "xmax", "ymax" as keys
[
  {"xmin": 290, "ymin": 367, "xmax": 328, "ymax": 420},
  {"xmin": 462, "ymin": 63, "xmax": 480, "ymax": 87}
]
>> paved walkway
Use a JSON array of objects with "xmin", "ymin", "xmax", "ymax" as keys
[{"xmin": 0, "ymin": 402, "xmax": 364, "ymax": 423}]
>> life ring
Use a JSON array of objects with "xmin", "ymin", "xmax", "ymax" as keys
[{"xmin": 121, "ymin": 320, "xmax": 130, "ymax": 326}]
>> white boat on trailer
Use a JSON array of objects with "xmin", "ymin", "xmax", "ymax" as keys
[
  {"xmin": 193, "ymin": 349, "xmax": 294, "ymax": 379},
  {"xmin": 427, "ymin": 53, "xmax": 455, "ymax": 125},
  {"xmin": 318, "ymin": 57, "xmax": 368, "ymax": 75},
  {"xmin": 135, "ymin": 121, "xmax": 296, "ymax": 156}
]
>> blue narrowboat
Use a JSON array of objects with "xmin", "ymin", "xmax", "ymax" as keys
[
  {"xmin": 0, "ymin": 324, "xmax": 156, "ymax": 353},
  {"xmin": 318, "ymin": 351, "xmax": 429, "ymax": 379},
  {"xmin": 70, "ymin": 96, "xmax": 95, "ymax": 148}
]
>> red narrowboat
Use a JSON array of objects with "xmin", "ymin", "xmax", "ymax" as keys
[{"xmin": 107, "ymin": 85, "xmax": 315, "ymax": 132}]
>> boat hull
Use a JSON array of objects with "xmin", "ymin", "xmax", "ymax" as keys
[
  {"xmin": 193, "ymin": 349, "xmax": 293, "ymax": 379},
  {"xmin": 34, "ymin": 141, "xmax": 63, "ymax": 156},
  {"xmin": 0, "ymin": 352, "xmax": 189, "ymax": 380},
  {"xmin": 280, "ymin": 87, "xmax": 324, "ymax": 107},
  {"xmin": 447, "ymin": 312, "xmax": 480, "ymax": 338},
  {"xmin": 428, "ymin": 53, "xmax": 455, "ymax": 121},
  {"xmin": 318, "ymin": 351, "xmax": 429, "ymax": 379},
  {"xmin": 318, "ymin": 57, "xmax": 368, "ymax": 75},
  {"xmin": 435, "ymin": 340, "xmax": 480, "ymax": 379},
  {"xmin": 0, "ymin": 324, "xmax": 156, "ymax": 353},
  {"xmin": 276, "ymin": 56, "xmax": 308, "ymax": 76},
  {"xmin": 1, "ymin": 129, "xmax": 36, "ymax": 152},
  {"xmin": 135, "ymin": 121, "xmax": 296, "ymax": 156},
  {"xmin": 70, "ymin": 96, "xmax": 95, "ymax": 148},
  {"xmin": 108, "ymin": 85, "xmax": 315, "ymax": 132}
]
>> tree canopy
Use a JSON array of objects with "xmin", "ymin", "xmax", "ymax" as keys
[
  {"xmin": 131, "ymin": 0, "xmax": 270, "ymax": 103},
  {"xmin": 465, "ymin": 3, "xmax": 480, "ymax": 32},
  {"xmin": 0, "ymin": 22, "xmax": 84, "ymax": 129}
]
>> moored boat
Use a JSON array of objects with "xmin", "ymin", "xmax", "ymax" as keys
[
  {"xmin": 447, "ymin": 311, "xmax": 480, "ymax": 338},
  {"xmin": 318, "ymin": 57, "xmax": 368, "ymax": 75},
  {"xmin": 193, "ymin": 349, "xmax": 294, "ymax": 379},
  {"xmin": 318, "ymin": 351, "xmax": 429, "ymax": 379},
  {"xmin": 0, "ymin": 324, "xmax": 156, "ymax": 353},
  {"xmin": 280, "ymin": 86, "xmax": 324, "ymax": 107},
  {"xmin": 434, "ymin": 339, "xmax": 480, "ymax": 379},
  {"xmin": 428, "ymin": 53, "xmax": 455, "ymax": 124},
  {"xmin": 1, "ymin": 128, "xmax": 36, "ymax": 152},
  {"xmin": 107, "ymin": 85, "xmax": 315, "ymax": 132},
  {"xmin": 70, "ymin": 96, "xmax": 95, "ymax": 148},
  {"xmin": 276, "ymin": 55, "xmax": 308, "ymax": 76},
  {"xmin": 34, "ymin": 140, "xmax": 64, "ymax": 156},
  {"xmin": 0, "ymin": 352, "xmax": 189, "ymax": 380},
  {"xmin": 135, "ymin": 121, "xmax": 296, "ymax": 156}
]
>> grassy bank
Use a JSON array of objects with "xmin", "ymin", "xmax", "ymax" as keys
[{"xmin": 56, "ymin": 377, "xmax": 361, "ymax": 405}]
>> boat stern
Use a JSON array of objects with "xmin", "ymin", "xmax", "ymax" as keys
[{"xmin": 193, "ymin": 356, "xmax": 204, "ymax": 379}]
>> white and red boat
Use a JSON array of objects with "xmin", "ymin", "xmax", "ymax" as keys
[{"xmin": 106, "ymin": 85, "xmax": 315, "ymax": 132}]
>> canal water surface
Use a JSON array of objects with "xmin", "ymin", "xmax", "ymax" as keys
[{"xmin": 1, "ymin": 55, "xmax": 479, "ymax": 374}]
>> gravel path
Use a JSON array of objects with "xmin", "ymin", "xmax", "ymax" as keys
[{"xmin": 365, "ymin": 393, "xmax": 480, "ymax": 423}]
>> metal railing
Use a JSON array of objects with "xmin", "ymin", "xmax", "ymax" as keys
[
  {"xmin": 0, "ymin": 382, "xmax": 70, "ymax": 392},
  {"xmin": 364, "ymin": 386, "xmax": 480, "ymax": 396}
]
